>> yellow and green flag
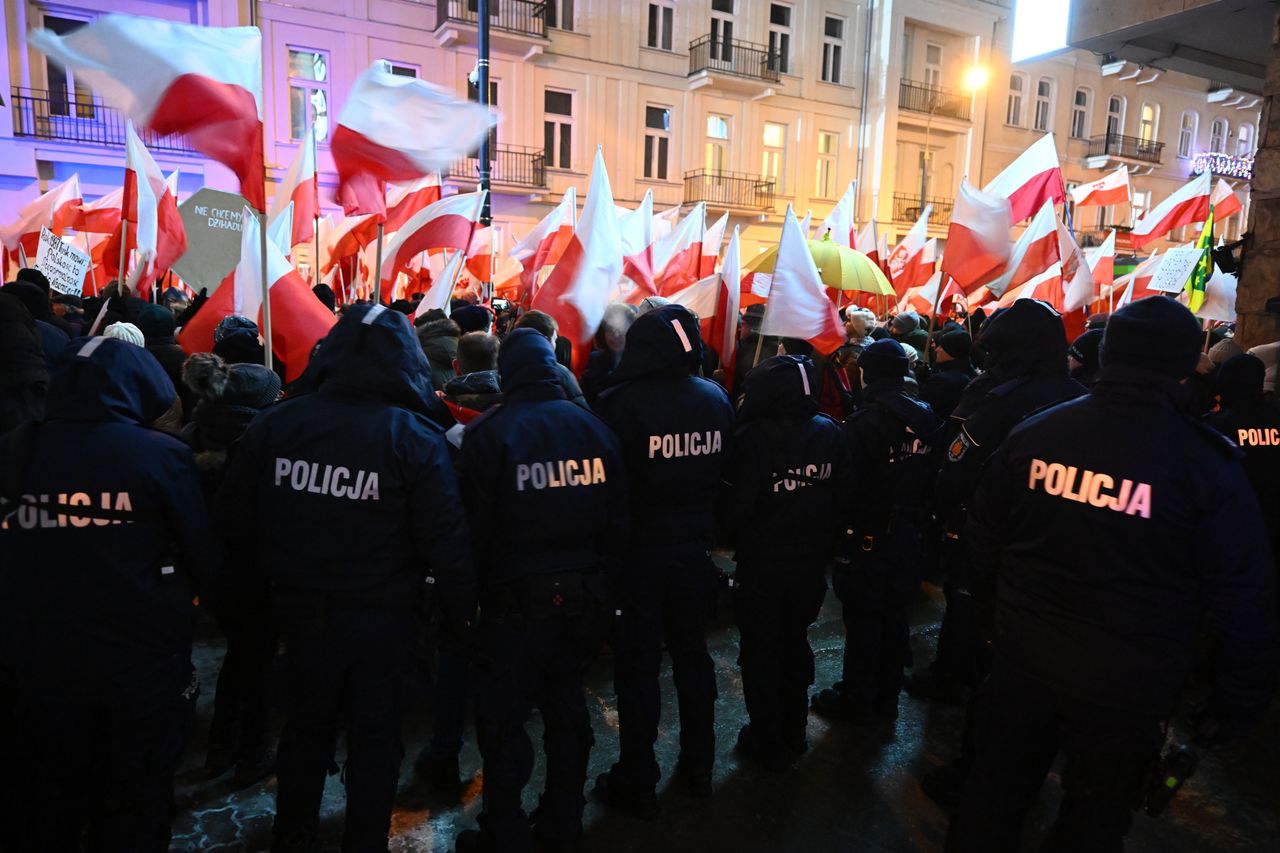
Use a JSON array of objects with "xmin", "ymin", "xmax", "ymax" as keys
[{"xmin": 1185, "ymin": 205, "xmax": 1214, "ymax": 313}]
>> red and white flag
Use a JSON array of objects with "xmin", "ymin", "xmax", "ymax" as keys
[
  {"xmin": 1, "ymin": 174, "xmax": 83, "ymax": 265},
  {"xmin": 1057, "ymin": 217, "xmax": 1095, "ymax": 313},
  {"xmin": 1101, "ymin": 249, "xmax": 1162, "ymax": 308},
  {"xmin": 886, "ymin": 205, "xmax": 933, "ymax": 296},
  {"xmin": 332, "ymin": 61, "xmax": 495, "ymax": 217},
  {"xmin": 378, "ymin": 191, "xmax": 485, "ymax": 296},
  {"xmin": 74, "ymin": 187, "xmax": 123, "ymax": 235},
  {"xmin": 717, "ymin": 226, "xmax": 742, "ymax": 383},
  {"xmin": 942, "ymin": 180, "xmax": 1012, "ymax": 293},
  {"xmin": 386, "ymin": 174, "xmax": 443, "ymax": 233},
  {"xmin": 269, "ymin": 124, "xmax": 318, "ymax": 248},
  {"xmin": 1211, "ymin": 178, "xmax": 1242, "ymax": 221},
  {"xmin": 415, "ymin": 251, "xmax": 465, "ymax": 319},
  {"xmin": 983, "ymin": 133, "xmax": 1066, "ymax": 223},
  {"xmin": 104, "ymin": 126, "xmax": 187, "ymax": 296},
  {"xmin": 32, "ymin": 15, "xmax": 265, "ymax": 210},
  {"xmin": 511, "ymin": 187, "xmax": 576, "ymax": 298},
  {"xmin": 668, "ymin": 273, "xmax": 721, "ymax": 320},
  {"xmin": 653, "ymin": 204, "xmax": 681, "ymax": 242},
  {"xmin": 654, "ymin": 202, "xmax": 705, "ymax": 295},
  {"xmin": 855, "ymin": 220, "xmax": 882, "ymax": 269},
  {"xmin": 900, "ymin": 270, "xmax": 964, "ymax": 315},
  {"xmin": 532, "ymin": 148, "xmax": 624, "ymax": 363},
  {"xmin": 619, "ymin": 190, "xmax": 656, "ymax": 298},
  {"xmin": 321, "ymin": 213, "xmax": 378, "ymax": 275},
  {"xmin": 997, "ymin": 262, "xmax": 1065, "ymax": 310},
  {"xmin": 820, "ymin": 182, "xmax": 857, "ymax": 247},
  {"xmin": 1132, "ymin": 171, "xmax": 1211, "ymax": 249},
  {"xmin": 988, "ymin": 200, "xmax": 1059, "ymax": 299},
  {"xmin": 760, "ymin": 206, "xmax": 845, "ymax": 355},
  {"xmin": 1085, "ymin": 230, "xmax": 1116, "ymax": 291},
  {"xmin": 700, "ymin": 211, "xmax": 729, "ymax": 277},
  {"xmin": 1069, "ymin": 165, "xmax": 1130, "ymax": 208}
]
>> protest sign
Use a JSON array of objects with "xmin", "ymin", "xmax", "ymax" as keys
[
  {"xmin": 171, "ymin": 187, "xmax": 248, "ymax": 293},
  {"xmin": 1147, "ymin": 246, "xmax": 1203, "ymax": 294},
  {"xmin": 34, "ymin": 227, "xmax": 91, "ymax": 296}
]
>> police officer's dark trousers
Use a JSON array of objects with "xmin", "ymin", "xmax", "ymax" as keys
[
  {"xmin": 471, "ymin": 573, "xmax": 605, "ymax": 852},
  {"xmin": 272, "ymin": 597, "xmax": 413, "ymax": 853},
  {"xmin": 208, "ymin": 600, "xmax": 276, "ymax": 769},
  {"xmin": 613, "ymin": 542, "xmax": 719, "ymax": 790},
  {"xmin": 734, "ymin": 561, "xmax": 827, "ymax": 753},
  {"xmin": 929, "ymin": 535, "xmax": 987, "ymax": 690},
  {"xmin": 946, "ymin": 658, "xmax": 1163, "ymax": 853}
]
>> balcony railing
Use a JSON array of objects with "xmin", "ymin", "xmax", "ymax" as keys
[
  {"xmin": 10, "ymin": 87, "xmax": 197, "ymax": 154},
  {"xmin": 436, "ymin": 0, "xmax": 548, "ymax": 38},
  {"xmin": 683, "ymin": 169, "xmax": 776, "ymax": 211},
  {"xmin": 688, "ymin": 35, "xmax": 782, "ymax": 83},
  {"xmin": 1088, "ymin": 132, "xmax": 1164, "ymax": 164},
  {"xmin": 892, "ymin": 193, "xmax": 953, "ymax": 226},
  {"xmin": 444, "ymin": 144, "xmax": 547, "ymax": 189},
  {"xmin": 898, "ymin": 79, "xmax": 972, "ymax": 121}
]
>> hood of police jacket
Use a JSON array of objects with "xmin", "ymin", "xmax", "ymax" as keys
[
  {"xmin": 44, "ymin": 336, "xmax": 176, "ymax": 425},
  {"xmin": 606, "ymin": 304, "xmax": 704, "ymax": 386},
  {"xmin": 977, "ymin": 299, "xmax": 1069, "ymax": 379},
  {"xmin": 738, "ymin": 355, "xmax": 819, "ymax": 423},
  {"xmin": 863, "ymin": 377, "xmax": 944, "ymax": 438},
  {"xmin": 499, "ymin": 328, "xmax": 566, "ymax": 399}
]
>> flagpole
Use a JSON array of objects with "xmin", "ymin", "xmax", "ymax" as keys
[
  {"xmin": 314, "ymin": 217, "xmax": 321, "ymax": 290},
  {"xmin": 477, "ymin": 0, "xmax": 493, "ymax": 303},
  {"xmin": 259, "ymin": 210, "xmax": 274, "ymax": 371},
  {"xmin": 81, "ymin": 232, "xmax": 98, "ymax": 296},
  {"xmin": 117, "ymin": 220, "xmax": 128, "ymax": 289},
  {"xmin": 311, "ymin": 123, "xmax": 321, "ymax": 295},
  {"xmin": 374, "ymin": 223, "xmax": 385, "ymax": 305}
]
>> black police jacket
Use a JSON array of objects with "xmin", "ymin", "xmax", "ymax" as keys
[
  {"xmin": 460, "ymin": 329, "xmax": 629, "ymax": 584},
  {"xmin": 919, "ymin": 359, "xmax": 975, "ymax": 422},
  {"xmin": 596, "ymin": 306, "xmax": 735, "ymax": 547},
  {"xmin": 0, "ymin": 337, "xmax": 214, "ymax": 686},
  {"xmin": 1205, "ymin": 402, "xmax": 1280, "ymax": 551},
  {"xmin": 216, "ymin": 305, "xmax": 474, "ymax": 618},
  {"xmin": 722, "ymin": 356, "xmax": 853, "ymax": 565},
  {"xmin": 967, "ymin": 366, "xmax": 1280, "ymax": 723}
]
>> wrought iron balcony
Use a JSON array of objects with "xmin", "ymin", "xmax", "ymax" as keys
[
  {"xmin": 688, "ymin": 35, "xmax": 782, "ymax": 84},
  {"xmin": 436, "ymin": 0, "xmax": 548, "ymax": 38},
  {"xmin": 898, "ymin": 79, "xmax": 972, "ymax": 121},
  {"xmin": 10, "ymin": 87, "xmax": 197, "ymax": 154},
  {"xmin": 1087, "ymin": 133, "xmax": 1163, "ymax": 164},
  {"xmin": 683, "ymin": 169, "xmax": 776, "ymax": 211},
  {"xmin": 892, "ymin": 193, "xmax": 953, "ymax": 227},
  {"xmin": 444, "ymin": 144, "xmax": 547, "ymax": 190}
]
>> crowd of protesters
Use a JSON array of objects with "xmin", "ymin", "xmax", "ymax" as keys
[{"xmin": 1, "ymin": 267, "xmax": 1278, "ymax": 853}]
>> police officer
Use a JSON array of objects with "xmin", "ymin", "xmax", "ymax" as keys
[
  {"xmin": 948, "ymin": 297, "xmax": 1280, "ymax": 852},
  {"xmin": 0, "ymin": 337, "xmax": 213, "ymax": 853},
  {"xmin": 722, "ymin": 355, "xmax": 852, "ymax": 769},
  {"xmin": 811, "ymin": 339, "xmax": 942, "ymax": 722},
  {"xmin": 217, "ymin": 304, "xmax": 474, "ymax": 853},
  {"xmin": 920, "ymin": 331, "xmax": 976, "ymax": 422},
  {"xmin": 593, "ymin": 305, "xmax": 734, "ymax": 815},
  {"xmin": 454, "ymin": 328, "xmax": 628, "ymax": 853}
]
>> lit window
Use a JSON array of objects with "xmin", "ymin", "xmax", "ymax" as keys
[
  {"xmin": 288, "ymin": 48, "xmax": 330, "ymax": 141},
  {"xmin": 705, "ymin": 115, "xmax": 730, "ymax": 173},
  {"xmin": 1138, "ymin": 103, "xmax": 1159, "ymax": 144},
  {"xmin": 925, "ymin": 43, "xmax": 943, "ymax": 90},
  {"xmin": 762, "ymin": 122, "xmax": 787, "ymax": 189},
  {"xmin": 815, "ymin": 131, "xmax": 838, "ymax": 198}
]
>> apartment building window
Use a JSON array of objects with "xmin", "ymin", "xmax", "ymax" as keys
[
  {"xmin": 467, "ymin": 79, "xmax": 499, "ymax": 158},
  {"xmin": 1107, "ymin": 95, "xmax": 1125, "ymax": 137},
  {"xmin": 815, "ymin": 131, "xmax": 838, "ymax": 198},
  {"xmin": 644, "ymin": 106, "xmax": 672, "ymax": 180},
  {"xmin": 1178, "ymin": 111, "xmax": 1198, "ymax": 158},
  {"xmin": 1033, "ymin": 78, "xmax": 1053, "ymax": 132},
  {"xmin": 1071, "ymin": 88, "xmax": 1090, "ymax": 139},
  {"xmin": 386, "ymin": 63, "xmax": 418, "ymax": 78},
  {"xmin": 288, "ymin": 48, "xmax": 331, "ymax": 141},
  {"xmin": 546, "ymin": 0, "xmax": 574, "ymax": 31},
  {"xmin": 1138, "ymin": 103, "xmax": 1159, "ymax": 143},
  {"xmin": 924, "ymin": 43, "xmax": 943, "ymax": 89},
  {"xmin": 711, "ymin": 0, "xmax": 735, "ymax": 62},
  {"xmin": 647, "ymin": 2, "xmax": 674, "ymax": 50},
  {"xmin": 1006, "ymin": 74, "xmax": 1026, "ymax": 126},
  {"xmin": 1210, "ymin": 118, "xmax": 1227, "ymax": 153},
  {"xmin": 43, "ymin": 15, "xmax": 94, "ymax": 118},
  {"xmin": 706, "ymin": 114, "xmax": 730, "ymax": 173},
  {"xmin": 762, "ymin": 122, "xmax": 787, "ymax": 189},
  {"xmin": 1130, "ymin": 190, "xmax": 1150, "ymax": 227},
  {"xmin": 544, "ymin": 89, "xmax": 574, "ymax": 170},
  {"xmin": 1238, "ymin": 122, "xmax": 1255, "ymax": 156},
  {"xmin": 769, "ymin": 4, "xmax": 793, "ymax": 75},
  {"xmin": 822, "ymin": 17, "xmax": 844, "ymax": 84}
]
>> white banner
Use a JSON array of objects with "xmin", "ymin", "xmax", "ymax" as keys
[{"xmin": 34, "ymin": 227, "xmax": 91, "ymax": 296}]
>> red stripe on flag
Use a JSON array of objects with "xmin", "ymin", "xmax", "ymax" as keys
[
  {"xmin": 1007, "ymin": 167, "xmax": 1065, "ymax": 224},
  {"xmin": 331, "ymin": 125, "xmax": 424, "ymax": 218}
]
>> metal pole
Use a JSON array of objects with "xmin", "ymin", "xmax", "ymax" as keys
[
  {"xmin": 477, "ymin": 0, "xmax": 493, "ymax": 303},
  {"xmin": 374, "ymin": 223, "xmax": 385, "ymax": 304},
  {"xmin": 117, "ymin": 219, "xmax": 128, "ymax": 290},
  {"xmin": 920, "ymin": 101, "xmax": 934, "ymax": 214},
  {"xmin": 314, "ymin": 216, "xmax": 321, "ymax": 290},
  {"xmin": 259, "ymin": 211, "xmax": 274, "ymax": 371}
]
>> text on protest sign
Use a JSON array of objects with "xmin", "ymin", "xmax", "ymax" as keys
[
  {"xmin": 1147, "ymin": 246, "xmax": 1204, "ymax": 294},
  {"xmin": 34, "ymin": 227, "xmax": 92, "ymax": 296}
]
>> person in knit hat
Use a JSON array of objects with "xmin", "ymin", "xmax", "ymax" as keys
[
  {"xmin": 138, "ymin": 304, "xmax": 192, "ymax": 416},
  {"xmin": 1066, "ymin": 328, "xmax": 1104, "ymax": 387},
  {"xmin": 889, "ymin": 311, "xmax": 920, "ymax": 340},
  {"xmin": 921, "ymin": 330, "xmax": 976, "ymax": 420},
  {"xmin": 103, "ymin": 321, "xmax": 145, "ymax": 347}
]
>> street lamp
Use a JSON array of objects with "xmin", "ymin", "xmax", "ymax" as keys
[{"xmin": 918, "ymin": 66, "xmax": 989, "ymax": 217}]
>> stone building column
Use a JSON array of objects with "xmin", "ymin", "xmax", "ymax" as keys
[{"xmin": 1237, "ymin": 11, "xmax": 1280, "ymax": 348}]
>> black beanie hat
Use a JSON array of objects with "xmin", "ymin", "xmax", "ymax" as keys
[
  {"xmin": 312, "ymin": 283, "xmax": 337, "ymax": 313},
  {"xmin": 859, "ymin": 338, "xmax": 909, "ymax": 382},
  {"xmin": 1100, "ymin": 297, "xmax": 1202, "ymax": 380},
  {"xmin": 16, "ymin": 268, "xmax": 50, "ymax": 294},
  {"xmin": 453, "ymin": 304, "xmax": 492, "ymax": 334},
  {"xmin": 1067, "ymin": 328, "xmax": 1104, "ymax": 371},
  {"xmin": 936, "ymin": 330, "xmax": 972, "ymax": 360},
  {"xmin": 1217, "ymin": 353, "xmax": 1266, "ymax": 408}
]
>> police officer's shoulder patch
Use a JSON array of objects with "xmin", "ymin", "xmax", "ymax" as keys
[{"xmin": 947, "ymin": 427, "xmax": 975, "ymax": 462}]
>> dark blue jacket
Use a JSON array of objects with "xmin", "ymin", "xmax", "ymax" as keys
[
  {"xmin": 722, "ymin": 356, "xmax": 852, "ymax": 565},
  {"xmin": 595, "ymin": 305, "xmax": 735, "ymax": 547},
  {"xmin": 0, "ymin": 337, "xmax": 213, "ymax": 687},
  {"xmin": 216, "ymin": 304, "xmax": 473, "ymax": 617},
  {"xmin": 459, "ymin": 329, "xmax": 628, "ymax": 583},
  {"xmin": 968, "ymin": 366, "xmax": 1280, "ymax": 723}
]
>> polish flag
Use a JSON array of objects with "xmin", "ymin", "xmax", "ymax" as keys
[
  {"xmin": 942, "ymin": 180, "xmax": 1012, "ymax": 293},
  {"xmin": 717, "ymin": 226, "xmax": 742, "ymax": 383},
  {"xmin": 855, "ymin": 220, "xmax": 881, "ymax": 268},
  {"xmin": 653, "ymin": 204, "xmax": 682, "ymax": 242},
  {"xmin": 760, "ymin": 206, "xmax": 845, "ymax": 355},
  {"xmin": 820, "ymin": 182, "xmax": 857, "ymax": 247},
  {"xmin": 655, "ymin": 202, "xmax": 705, "ymax": 295},
  {"xmin": 511, "ymin": 187, "xmax": 576, "ymax": 299},
  {"xmin": 386, "ymin": 174, "xmax": 444, "ymax": 232},
  {"xmin": 179, "ymin": 207, "xmax": 336, "ymax": 380},
  {"xmin": 378, "ymin": 191, "xmax": 485, "ymax": 298},
  {"xmin": 668, "ymin": 273, "xmax": 721, "ymax": 321},
  {"xmin": 1084, "ymin": 230, "xmax": 1116, "ymax": 291},
  {"xmin": 1100, "ymin": 250, "xmax": 1162, "ymax": 308},
  {"xmin": 269, "ymin": 125, "xmax": 318, "ymax": 248},
  {"xmin": 0, "ymin": 174, "xmax": 83, "ymax": 269},
  {"xmin": 1211, "ymin": 179, "xmax": 1242, "ymax": 221},
  {"xmin": 105, "ymin": 127, "xmax": 187, "ymax": 296},
  {"xmin": 700, "ymin": 212, "xmax": 729, "ymax": 277},
  {"xmin": 321, "ymin": 213, "xmax": 379, "ymax": 274},
  {"xmin": 987, "ymin": 200, "xmax": 1059, "ymax": 299},
  {"xmin": 901, "ymin": 270, "xmax": 964, "ymax": 315},
  {"xmin": 74, "ymin": 187, "xmax": 123, "ymax": 234},
  {"xmin": 619, "ymin": 190, "xmax": 656, "ymax": 298},
  {"xmin": 532, "ymin": 148, "xmax": 624, "ymax": 365},
  {"xmin": 1132, "ymin": 171, "xmax": 1211, "ymax": 249},
  {"xmin": 1057, "ymin": 217, "xmax": 1096, "ymax": 313},
  {"xmin": 414, "ymin": 251, "xmax": 466, "ymax": 320},
  {"xmin": 332, "ymin": 61, "xmax": 496, "ymax": 217},
  {"xmin": 32, "ymin": 15, "xmax": 265, "ymax": 210},
  {"xmin": 983, "ymin": 133, "xmax": 1066, "ymax": 223},
  {"xmin": 1069, "ymin": 165, "xmax": 1130, "ymax": 208},
  {"xmin": 886, "ymin": 205, "xmax": 933, "ymax": 296},
  {"xmin": 997, "ymin": 262, "xmax": 1065, "ymax": 309},
  {"xmin": 266, "ymin": 201, "xmax": 295, "ymax": 257},
  {"xmin": 465, "ymin": 224, "xmax": 493, "ymax": 281}
]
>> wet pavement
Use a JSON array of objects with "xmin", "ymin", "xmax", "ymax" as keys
[{"xmin": 172, "ymin": 559, "xmax": 1280, "ymax": 852}]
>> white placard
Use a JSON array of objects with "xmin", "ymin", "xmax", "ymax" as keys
[
  {"xmin": 34, "ymin": 227, "xmax": 91, "ymax": 296},
  {"xmin": 1147, "ymin": 246, "xmax": 1204, "ymax": 294}
]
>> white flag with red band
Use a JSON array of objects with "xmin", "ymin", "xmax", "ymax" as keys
[
  {"xmin": 760, "ymin": 205, "xmax": 845, "ymax": 355},
  {"xmin": 718, "ymin": 226, "xmax": 742, "ymax": 383},
  {"xmin": 1211, "ymin": 179, "xmax": 1242, "ymax": 221},
  {"xmin": 32, "ymin": 15, "xmax": 265, "ymax": 210},
  {"xmin": 820, "ymin": 182, "xmax": 857, "ymax": 247},
  {"xmin": 983, "ymin": 133, "xmax": 1065, "ymax": 223},
  {"xmin": 668, "ymin": 274, "xmax": 721, "ymax": 318},
  {"xmin": 653, "ymin": 204, "xmax": 681, "ymax": 242},
  {"xmin": 855, "ymin": 220, "xmax": 881, "ymax": 268},
  {"xmin": 416, "ymin": 251, "xmax": 465, "ymax": 319},
  {"xmin": 942, "ymin": 180, "xmax": 1012, "ymax": 294},
  {"xmin": 619, "ymin": 190, "xmax": 656, "ymax": 298},
  {"xmin": 654, "ymin": 202, "xmax": 705, "ymax": 295},
  {"xmin": 511, "ymin": 187, "xmax": 576, "ymax": 297},
  {"xmin": 378, "ymin": 191, "xmax": 485, "ymax": 294},
  {"xmin": 269, "ymin": 125, "xmax": 318, "ymax": 247},
  {"xmin": 74, "ymin": 187, "xmax": 123, "ymax": 235},
  {"xmin": 1066, "ymin": 229, "xmax": 1114, "ymax": 311},
  {"xmin": 886, "ymin": 205, "xmax": 933, "ymax": 296},
  {"xmin": 1132, "ymin": 171, "xmax": 1210, "ymax": 249},
  {"xmin": 386, "ymin": 174, "xmax": 444, "ymax": 232},
  {"xmin": 1, "ymin": 174, "xmax": 82, "ymax": 255},
  {"xmin": 987, "ymin": 200, "xmax": 1059, "ymax": 299},
  {"xmin": 332, "ymin": 62, "xmax": 496, "ymax": 217},
  {"xmin": 1057, "ymin": 217, "xmax": 1094, "ymax": 313},
  {"xmin": 1069, "ymin": 165, "xmax": 1130, "ymax": 208},
  {"xmin": 700, "ymin": 212, "xmax": 729, "ymax": 277}
]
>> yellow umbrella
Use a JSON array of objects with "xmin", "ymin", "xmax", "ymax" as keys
[{"xmin": 746, "ymin": 233, "xmax": 893, "ymax": 295}]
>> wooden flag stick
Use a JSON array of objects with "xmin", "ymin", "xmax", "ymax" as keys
[
  {"xmin": 117, "ymin": 220, "xmax": 128, "ymax": 288},
  {"xmin": 258, "ymin": 210, "xmax": 274, "ymax": 371}
]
